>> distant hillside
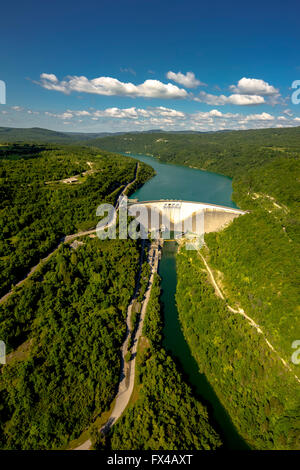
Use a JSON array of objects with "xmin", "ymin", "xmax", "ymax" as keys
[
  {"xmin": 0, "ymin": 127, "xmax": 123, "ymax": 143},
  {"xmin": 0, "ymin": 126, "xmax": 218, "ymax": 145},
  {"xmin": 0, "ymin": 127, "xmax": 76, "ymax": 143},
  {"xmin": 88, "ymin": 126, "xmax": 300, "ymax": 177}
]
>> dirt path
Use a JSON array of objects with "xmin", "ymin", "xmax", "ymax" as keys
[
  {"xmin": 0, "ymin": 164, "xmax": 140, "ymax": 305},
  {"xmin": 74, "ymin": 241, "xmax": 160, "ymax": 450},
  {"xmin": 198, "ymin": 251, "xmax": 300, "ymax": 384}
]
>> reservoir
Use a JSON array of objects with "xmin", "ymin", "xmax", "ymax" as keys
[
  {"xmin": 126, "ymin": 153, "xmax": 248, "ymax": 449},
  {"xmin": 126, "ymin": 153, "xmax": 238, "ymax": 208}
]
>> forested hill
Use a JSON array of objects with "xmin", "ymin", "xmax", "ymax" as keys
[
  {"xmin": 92, "ymin": 127, "xmax": 300, "ymax": 450},
  {"xmin": 0, "ymin": 127, "xmax": 77, "ymax": 143},
  {"xmin": 90, "ymin": 127, "xmax": 300, "ymax": 218},
  {"xmin": 88, "ymin": 126, "xmax": 300, "ymax": 177},
  {"xmin": 0, "ymin": 143, "xmax": 155, "ymax": 298},
  {"xmin": 0, "ymin": 127, "xmax": 117, "ymax": 143},
  {"xmin": 95, "ymin": 126, "xmax": 300, "ymax": 353}
]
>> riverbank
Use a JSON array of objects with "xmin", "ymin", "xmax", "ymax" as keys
[
  {"xmin": 121, "ymin": 152, "xmax": 238, "ymax": 208},
  {"xmin": 73, "ymin": 240, "xmax": 161, "ymax": 450},
  {"xmin": 159, "ymin": 241, "xmax": 249, "ymax": 450}
]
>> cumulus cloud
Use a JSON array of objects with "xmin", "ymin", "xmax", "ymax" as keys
[
  {"xmin": 37, "ymin": 73, "xmax": 188, "ymax": 99},
  {"xmin": 195, "ymin": 91, "xmax": 265, "ymax": 106},
  {"xmin": 41, "ymin": 73, "xmax": 58, "ymax": 83},
  {"xmin": 42, "ymin": 106, "xmax": 284, "ymax": 132},
  {"xmin": 39, "ymin": 73, "xmax": 69, "ymax": 93},
  {"xmin": 166, "ymin": 71, "xmax": 205, "ymax": 88},
  {"xmin": 153, "ymin": 106, "xmax": 185, "ymax": 117},
  {"xmin": 5, "ymin": 102, "xmax": 300, "ymax": 133},
  {"xmin": 46, "ymin": 106, "xmax": 186, "ymax": 121},
  {"xmin": 45, "ymin": 111, "xmax": 74, "ymax": 119},
  {"xmin": 244, "ymin": 112, "xmax": 274, "ymax": 121},
  {"xmin": 229, "ymin": 77, "xmax": 279, "ymax": 96},
  {"xmin": 207, "ymin": 109, "xmax": 223, "ymax": 117},
  {"xmin": 194, "ymin": 77, "xmax": 280, "ymax": 106}
]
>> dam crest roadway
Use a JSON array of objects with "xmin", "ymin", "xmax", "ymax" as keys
[{"xmin": 127, "ymin": 199, "xmax": 247, "ymax": 235}]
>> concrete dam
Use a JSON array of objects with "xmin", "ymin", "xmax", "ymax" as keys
[{"xmin": 127, "ymin": 199, "xmax": 247, "ymax": 237}]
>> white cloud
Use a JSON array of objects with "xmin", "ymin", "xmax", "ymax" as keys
[
  {"xmin": 44, "ymin": 106, "xmax": 279, "ymax": 130},
  {"xmin": 45, "ymin": 111, "xmax": 74, "ymax": 119},
  {"xmin": 154, "ymin": 106, "xmax": 185, "ymax": 117},
  {"xmin": 39, "ymin": 74, "xmax": 69, "ymax": 93},
  {"xmin": 5, "ymin": 103, "xmax": 300, "ymax": 133},
  {"xmin": 37, "ymin": 74, "xmax": 188, "ymax": 99},
  {"xmin": 229, "ymin": 77, "xmax": 279, "ymax": 96},
  {"xmin": 166, "ymin": 71, "xmax": 205, "ymax": 88},
  {"xmin": 244, "ymin": 112, "xmax": 274, "ymax": 121},
  {"xmin": 195, "ymin": 91, "xmax": 265, "ymax": 106},
  {"xmin": 208, "ymin": 109, "xmax": 223, "ymax": 117},
  {"xmin": 94, "ymin": 107, "xmax": 139, "ymax": 119},
  {"xmin": 47, "ymin": 106, "xmax": 186, "ymax": 121},
  {"xmin": 194, "ymin": 77, "xmax": 280, "ymax": 107},
  {"xmin": 41, "ymin": 73, "xmax": 58, "ymax": 83},
  {"xmin": 72, "ymin": 110, "xmax": 91, "ymax": 116}
]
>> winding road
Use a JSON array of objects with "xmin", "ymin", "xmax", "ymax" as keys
[
  {"xmin": 74, "ymin": 241, "xmax": 160, "ymax": 450},
  {"xmin": 0, "ymin": 163, "xmax": 140, "ymax": 305},
  {"xmin": 198, "ymin": 251, "xmax": 300, "ymax": 384}
]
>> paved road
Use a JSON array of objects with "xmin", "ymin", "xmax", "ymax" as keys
[
  {"xmin": 74, "ymin": 241, "xmax": 160, "ymax": 450},
  {"xmin": 0, "ymin": 164, "xmax": 139, "ymax": 305}
]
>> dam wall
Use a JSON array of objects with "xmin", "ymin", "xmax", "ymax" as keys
[{"xmin": 128, "ymin": 200, "xmax": 246, "ymax": 235}]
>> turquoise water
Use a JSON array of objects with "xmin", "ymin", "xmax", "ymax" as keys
[
  {"xmin": 125, "ymin": 153, "xmax": 238, "ymax": 208},
  {"xmin": 124, "ymin": 152, "xmax": 248, "ymax": 449},
  {"xmin": 160, "ymin": 242, "xmax": 249, "ymax": 450}
]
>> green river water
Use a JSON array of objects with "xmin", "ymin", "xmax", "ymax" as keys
[{"xmin": 127, "ymin": 153, "xmax": 249, "ymax": 449}]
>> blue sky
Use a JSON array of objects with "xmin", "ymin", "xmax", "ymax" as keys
[{"xmin": 1, "ymin": 0, "xmax": 300, "ymax": 132}]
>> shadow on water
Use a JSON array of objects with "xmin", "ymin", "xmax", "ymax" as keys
[
  {"xmin": 121, "ymin": 152, "xmax": 249, "ymax": 449},
  {"xmin": 159, "ymin": 241, "xmax": 249, "ymax": 450}
]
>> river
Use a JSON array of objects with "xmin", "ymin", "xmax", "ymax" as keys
[{"xmin": 125, "ymin": 153, "xmax": 249, "ymax": 450}]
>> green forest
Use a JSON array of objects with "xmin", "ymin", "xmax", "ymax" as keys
[
  {"xmin": 94, "ymin": 127, "xmax": 300, "ymax": 449},
  {"xmin": 0, "ymin": 126, "xmax": 299, "ymax": 450},
  {"xmin": 0, "ymin": 142, "xmax": 155, "ymax": 449},
  {"xmin": 0, "ymin": 144, "xmax": 154, "ymax": 297},
  {"xmin": 95, "ymin": 131, "xmax": 300, "ymax": 364},
  {"xmin": 176, "ymin": 249, "xmax": 300, "ymax": 450},
  {"xmin": 0, "ymin": 237, "xmax": 143, "ymax": 449},
  {"xmin": 108, "ymin": 274, "xmax": 222, "ymax": 450}
]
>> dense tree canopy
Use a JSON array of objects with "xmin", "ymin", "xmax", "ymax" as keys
[
  {"xmin": 96, "ymin": 128, "xmax": 300, "ymax": 450},
  {"xmin": 0, "ymin": 238, "xmax": 143, "ymax": 449},
  {"xmin": 176, "ymin": 250, "xmax": 300, "ymax": 450},
  {"xmin": 0, "ymin": 144, "xmax": 154, "ymax": 297},
  {"xmin": 109, "ymin": 275, "xmax": 222, "ymax": 451}
]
